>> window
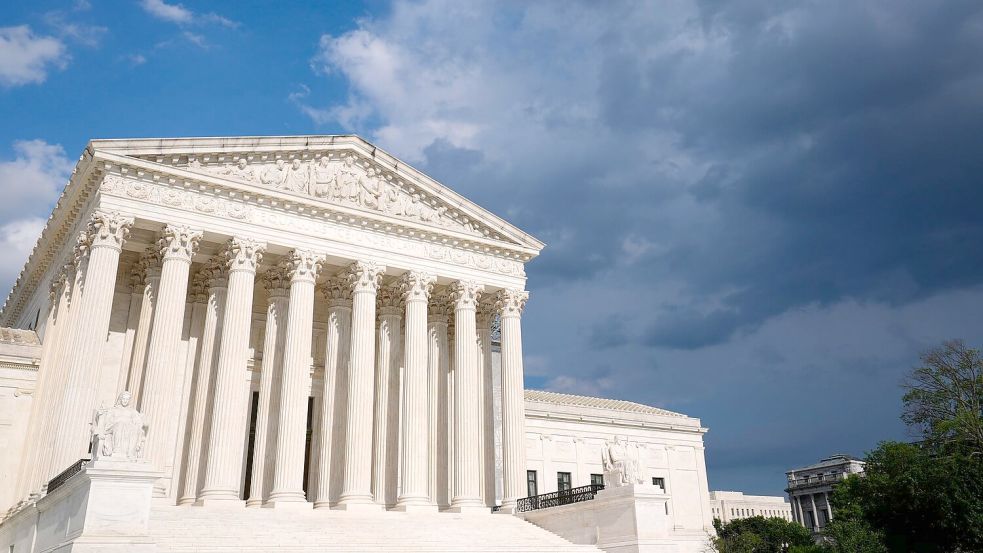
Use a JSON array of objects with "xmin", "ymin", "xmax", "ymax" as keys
[
  {"xmin": 652, "ymin": 477, "xmax": 665, "ymax": 491},
  {"xmin": 590, "ymin": 473, "xmax": 604, "ymax": 486},
  {"xmin": 526, "ymin": 470, "xmax": 538, "ymax": 497},
  {"xmin": 557, "ymin": 472, "xmax": 572, "ymax": 492},
  {"xmin": 806, "ymin": 511, "xmax": 816, "ymax": 529},
  {"xmin": 821, "ymin": 509, "xmax": 829, "ymax": 525}
]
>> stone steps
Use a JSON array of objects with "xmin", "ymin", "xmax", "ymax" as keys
[{"xmin": 149, "ymin": 504, "xmax": 602, "ymax": 552}]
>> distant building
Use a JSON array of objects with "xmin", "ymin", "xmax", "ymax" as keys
[
  {"xmin": 785, "ymin": 454, "xmax": 865, "ymax": 532},
  {"xmin": 708, "ymin": 491, "xmax": 792, "ymax": 523}
]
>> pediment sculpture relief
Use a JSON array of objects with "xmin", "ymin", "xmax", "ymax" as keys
[
  {"xmin": 91, "ymin": 391, "xmax": 148, "ymax": 462},
  {"xmin": 602, "ymin": 436, "xmax": 644, "ymax": 487},
  {"xmin": 185, "ymin": 154, "xmax": 495, "ymax": 239}
]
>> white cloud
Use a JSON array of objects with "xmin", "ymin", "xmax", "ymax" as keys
[
  {"xmin": 0, "ymin": 140, "xmax": 73, "ymax": 296},
  {"xmin": 0, "ymin": 140, "xmax": 73, "ymax": 220},
  {"xmin": 140, "ymin": 0, "xmax": 239, "ymax": 28},
  {"xmin": 0, "ymin": 26, "xmax": 67, "ymax": 87},
  {"xmin": 43, "ymin": 11, "xmax": 108, "ymax": 48},
  {"xmin": 126, "ymin": 53, "xmax": 147, "ymax": 66}
]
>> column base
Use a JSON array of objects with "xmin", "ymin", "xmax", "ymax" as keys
[
  {"xmin": 194, "ymin": 497, "xmax": 246, "ymax": 509},
  {"xmin": 392, "ymin": 502, "xmax": 439, "ymax": 513},
  {"xmin": 244, "ymin": 499, "xmax": 264, "ymax": 508},
  {"xmin": 312, "ymin": 501, "xmax": 334, "ymax": 510},
  {"xmin": 264, "ymin": 499, "xmax": 313, "ymax": 510}
]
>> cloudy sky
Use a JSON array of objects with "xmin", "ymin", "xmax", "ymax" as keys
[{"xmin": 3, "ymin": 0, "xmax": 983, "ymax": 495}]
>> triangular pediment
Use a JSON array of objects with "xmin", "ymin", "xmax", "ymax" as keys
[{"xmin": 90, "ymin": 136, "xmax": 544, "ymax": 254}]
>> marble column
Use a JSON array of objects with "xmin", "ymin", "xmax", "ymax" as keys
[
  {"xmin": 824, "ymin": 491, "xmax": 833, "ymax": 521},
  {"xmin": 268, "ymin": 250, "xmax": 324, "ymax": 507},
  {"xmin": 246, "ymin": 267, "xmax": 289, "ymax": 507},
  {"xmin": 126, "ymin": 248, "xmax": 162, "ymax": 404},
  {"xmin": 448, "ymin": 280, "xmax": 485, "ymax": 513},
  {"xmin": 427, "ymin": 294, "xmax": 451, "ymax": 508},
  {"xmin": 199, "ymin": 237, "xmax": 265, "ymax": 505},
  {"xmin": 37, "ymin": 235, "xmax": 89, "ymax": 488},
  {"xmin": 336, "ymin": 260, "xmax": 384, "ymax": 510},
  {"xmin": 115, "ymin": 268, "xmax": 144, "ymax": 395},
  {"xmin": 372, "ymin": 283, "xmax": 402, "ymax": 507},
  {"xmin": 140, "ymin": 225, "xmax": 202, "ymax": 494},
  {"xmin": 496, "ymin": 289, "xmax": 529, "ymax": 513},
  {"xmin": 476, "ymin": 302, "xmax": 496, "ymax": 507},
  {"xmin": 18, "ymin": 260, "xmax": 74, "ymax": 499},
  {"xmin": 50, "ymin": 211, "xmax": 133, "ymax": 474},
  {"xmin": 395, "ymin": 271, "xmax": 435, "ymax": 511},
  {"xmin": 178, "ymin": 260, "xmax": 227, "ymax": 505},
  {"xmin": 314, "ymin": 277, "xmax": 352, "ymax": 508}
]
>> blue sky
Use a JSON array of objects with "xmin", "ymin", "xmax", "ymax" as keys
[{"xmin": 3, "ymin": 0, "xmax": 983, "ymax": 496}]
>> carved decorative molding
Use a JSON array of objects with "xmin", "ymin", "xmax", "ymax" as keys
[
  {"xmin": 223, "ymin": 237, "xmax": 265, "ymax": 274},
  {"xmin": 398, "ymin": 271, "xmax": 435, "ymax": 303},
  {"xmin": 180, "ymin": 152, "xmax": 499, "ymax": 240},
  {"xmin": 100, "ymin": 173, "xmax": 527, "ymax": 278},
  {"xmin": 262, "ymin": 265, "xmax": 290, "ymax": 298},
  {"xmin": 427, "ymin": 292, "xmax": 452, "ymax": 323},
  {"xmin": 342, "ymin": 261, "xmax": 384, "ymax": 295},
  {"xmin": 158, "ymin": 224, "xmax": 203, "ymax": 262},
  {"xmin": 377, "ymin": 281, "xmax": 404, "ymax": 315},
  {"xmin": 87, "ymin": 210, "xmax": 134, "ymax": 251},
  {"xmin": 318, "ymin": 275, "xmax": 353, "ymax": 307},
  {"xmin": 495, "ymin": 289, "xmax": 529, "ymax": 317},
  {"xmin": 282, "ymin": 249, "xmax": 325, "ymax": 284},
  {"xmin": 448, "ymin": 280, "xmax": 483, "ymax": 310}
]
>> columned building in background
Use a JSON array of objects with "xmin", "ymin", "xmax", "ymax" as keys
[
  {"xmin": 785, "ymin": 454, "xmax": 865, "ymax": 533},
  {"xmin": 0, "ymin": 135, "xmax": 715, "ymax": 552},
  {"xmin": 708, "ymin": 491, "xmax": 793, "ymax": 523}
]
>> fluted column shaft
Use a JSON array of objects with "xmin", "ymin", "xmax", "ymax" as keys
[
  {"xmin": 126, "ymin": 250, "xmax": 161, "ymax": 403},
  {"xmin": 269, "ymin": 250, "xmax": 323, "ymax": 506},
  {"xmin": 141, "ymin": 226, "xmax": 202, "ymax": 495},
  {"xmin": 247, "ymin": 269, "xmax": 288, "ymax": 507},
  {"xmin": 50, "ymin": 211, "xmax": 133, "ymax": 474},
  {"xmin": 476, "ymin": 308, "xmax": 496, "ymax": 507},
  {"xmin": 337, "ymin": 261, "xmax": 384, "ymax": 509},
  {"xmin": 19, "ymin": 261, "xmax": 74, "ymax": 499},
  {"xmin": 496, "ymin": 289, "xmax": 529, "ymax": 513},
  {"xmin": 199, "ymin": 238, "xmax": 265, "ymax": 504},
  {"xmin": 372, "ymin": 286, "xmax": 402, "ymax": 507},
  {"xmin": 314, "ymin": 279, "xmax": 352, "ymax": 508},
  {"xmin": 427, "ymin": 301, "xmax": 450, "ymax": 508},
  {"xmin": 396, "ymin": 272, "xmax": 435, "ymax": 510},
  {"xmin": 449, "ymin": 281, "xmax": 484, "ymax": 512},
  {"xmin": 178, "ymin": 266, "xmax": 227, "ymax": 505}
]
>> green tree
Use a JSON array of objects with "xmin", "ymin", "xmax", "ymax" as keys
[
  {"xmin": 712, "ymin": 516, "xmax": 813, "ymax": 553},
  {"xmin": 902, "ymin": 339, "xmax": 983, "ymax": 454}
]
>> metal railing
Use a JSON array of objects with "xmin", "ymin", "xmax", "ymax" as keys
[
  {"xmin": 47, "ymin": 458, "xmax": 89, "ymax": 494},
  {"xmin": 516, "ymin": 483, "xmax": 605, "ymax": 513}
]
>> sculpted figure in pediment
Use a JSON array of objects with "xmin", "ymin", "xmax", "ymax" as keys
[
  {"xmin": 284, "ymin": 158, "xmax": 313, "ymax": 194},
  {"xmin": 358, "ymin": 166, "xmax": 383, "ymax": 210},
  {"xmin": 212, "ymin": 158, "xmax": 256, "ymax": 182},
  {"xmin": 261, "ymin": 159, "xmax": 288, "ymax": 188},
  {"xmin": 337, "ymin": 155, "xmax": 361, "ymax": 202},
  {"xmin": 311, "ymin": 155, "xmax": 339, "ymax": 199}
]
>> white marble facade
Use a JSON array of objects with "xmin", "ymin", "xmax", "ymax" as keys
[{"xmin": 0, "ymin": 136, "xmax": 537, "ymax": 515}]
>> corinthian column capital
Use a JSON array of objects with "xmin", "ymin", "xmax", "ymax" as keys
[
  {"xmin": 283, "ymin": 249, "xmax": 324, "ymax": 283},
  {"xmin": 495, "ymin": 289, "xmax": 529, "ymax": 318},
  {"xmin": 262, "ymin": 265, "xmax": 290, "ymax": 299},
  {"xmin": 223, "ymin": 237, "xmax": 265, "ymax": 273},
  {"xmin": 448, "ymin": 280, "xmax": 483, "ymax": 310},
  {"xmin": 318, "ymin": 276, "xmax": 353, "ymax": 307},
  {"xmin": 377, "ymin": 282, "xmax": 404, "ymax": 316},
  {"xmin": 342, "ymin": 261, "xmax": 384, "ymax": 294},
  {"xmin": 398, "ymin": 271, "xmax": 435, "ymax": 303},
  {"xmin": 427, "ymin": 292, "xmax": 452, "ymax": 323},
  {"xmin": 87, "ymin": 210, "xmax": 133, "ymax": 251},
  {"xmin": 158, "ymin": 224, "xmax": 203, "ymax": 262},
  {"xmin": 72, "ymin": 230, "xmax": 90, "ymax": 269}
]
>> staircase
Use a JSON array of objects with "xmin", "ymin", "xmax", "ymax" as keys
[{"xmin": 150, "ymin": 503, "xmax": 602, "ymax": 552}]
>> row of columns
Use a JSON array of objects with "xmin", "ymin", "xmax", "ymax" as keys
[{"xmin": 18, "ymin": 210, "xmax": 530, "ymax": 515}]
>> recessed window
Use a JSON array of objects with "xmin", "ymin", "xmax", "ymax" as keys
[
  {"xmin": 590, "ymin": 473, "xmax": 604, "ymax": 486},
  {"xmin": 557, "ymin": 472, "xmax": 572, "ymax": 492},
  {"xmin": 526, "ymin": 470, "xmax": 538, "ymax": 497},
  {"xmin": 652, "ymin": 477, "xmax": 665, "ymax": 490}
]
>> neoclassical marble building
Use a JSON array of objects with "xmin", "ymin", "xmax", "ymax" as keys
[{"xmin": 0, "ymin": 136, "xmax": 714, "ymax": 552}]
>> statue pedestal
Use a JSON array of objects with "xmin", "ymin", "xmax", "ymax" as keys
[{"xmin": 28, "ymin": 460, "xmax": 163, "ymax": 553}]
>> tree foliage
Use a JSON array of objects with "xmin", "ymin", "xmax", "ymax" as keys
[
  {"xmin": 712, "ymin": 516, "xmax": 814, "ymax": 553},
  {"xmin": 902, "ymin": 339, "xmax": 983, "ymax": 454}
]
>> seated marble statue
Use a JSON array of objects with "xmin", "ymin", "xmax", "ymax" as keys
[
  {"xmin": 91, "ymin": 391, "xmax": 147, "ymax": 461},
  {"xmin": 601, "ymin": 436, "xmax": 642, "ymax": 487}
]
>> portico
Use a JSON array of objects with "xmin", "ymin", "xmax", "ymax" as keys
[{"xmin": 4, "ymin": 136, "xmax": 540, "ymax": 514}]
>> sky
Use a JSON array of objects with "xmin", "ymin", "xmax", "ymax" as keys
[{"xmin": 2, "ymin": 0, "xmax": 983, "ymax": 496}]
